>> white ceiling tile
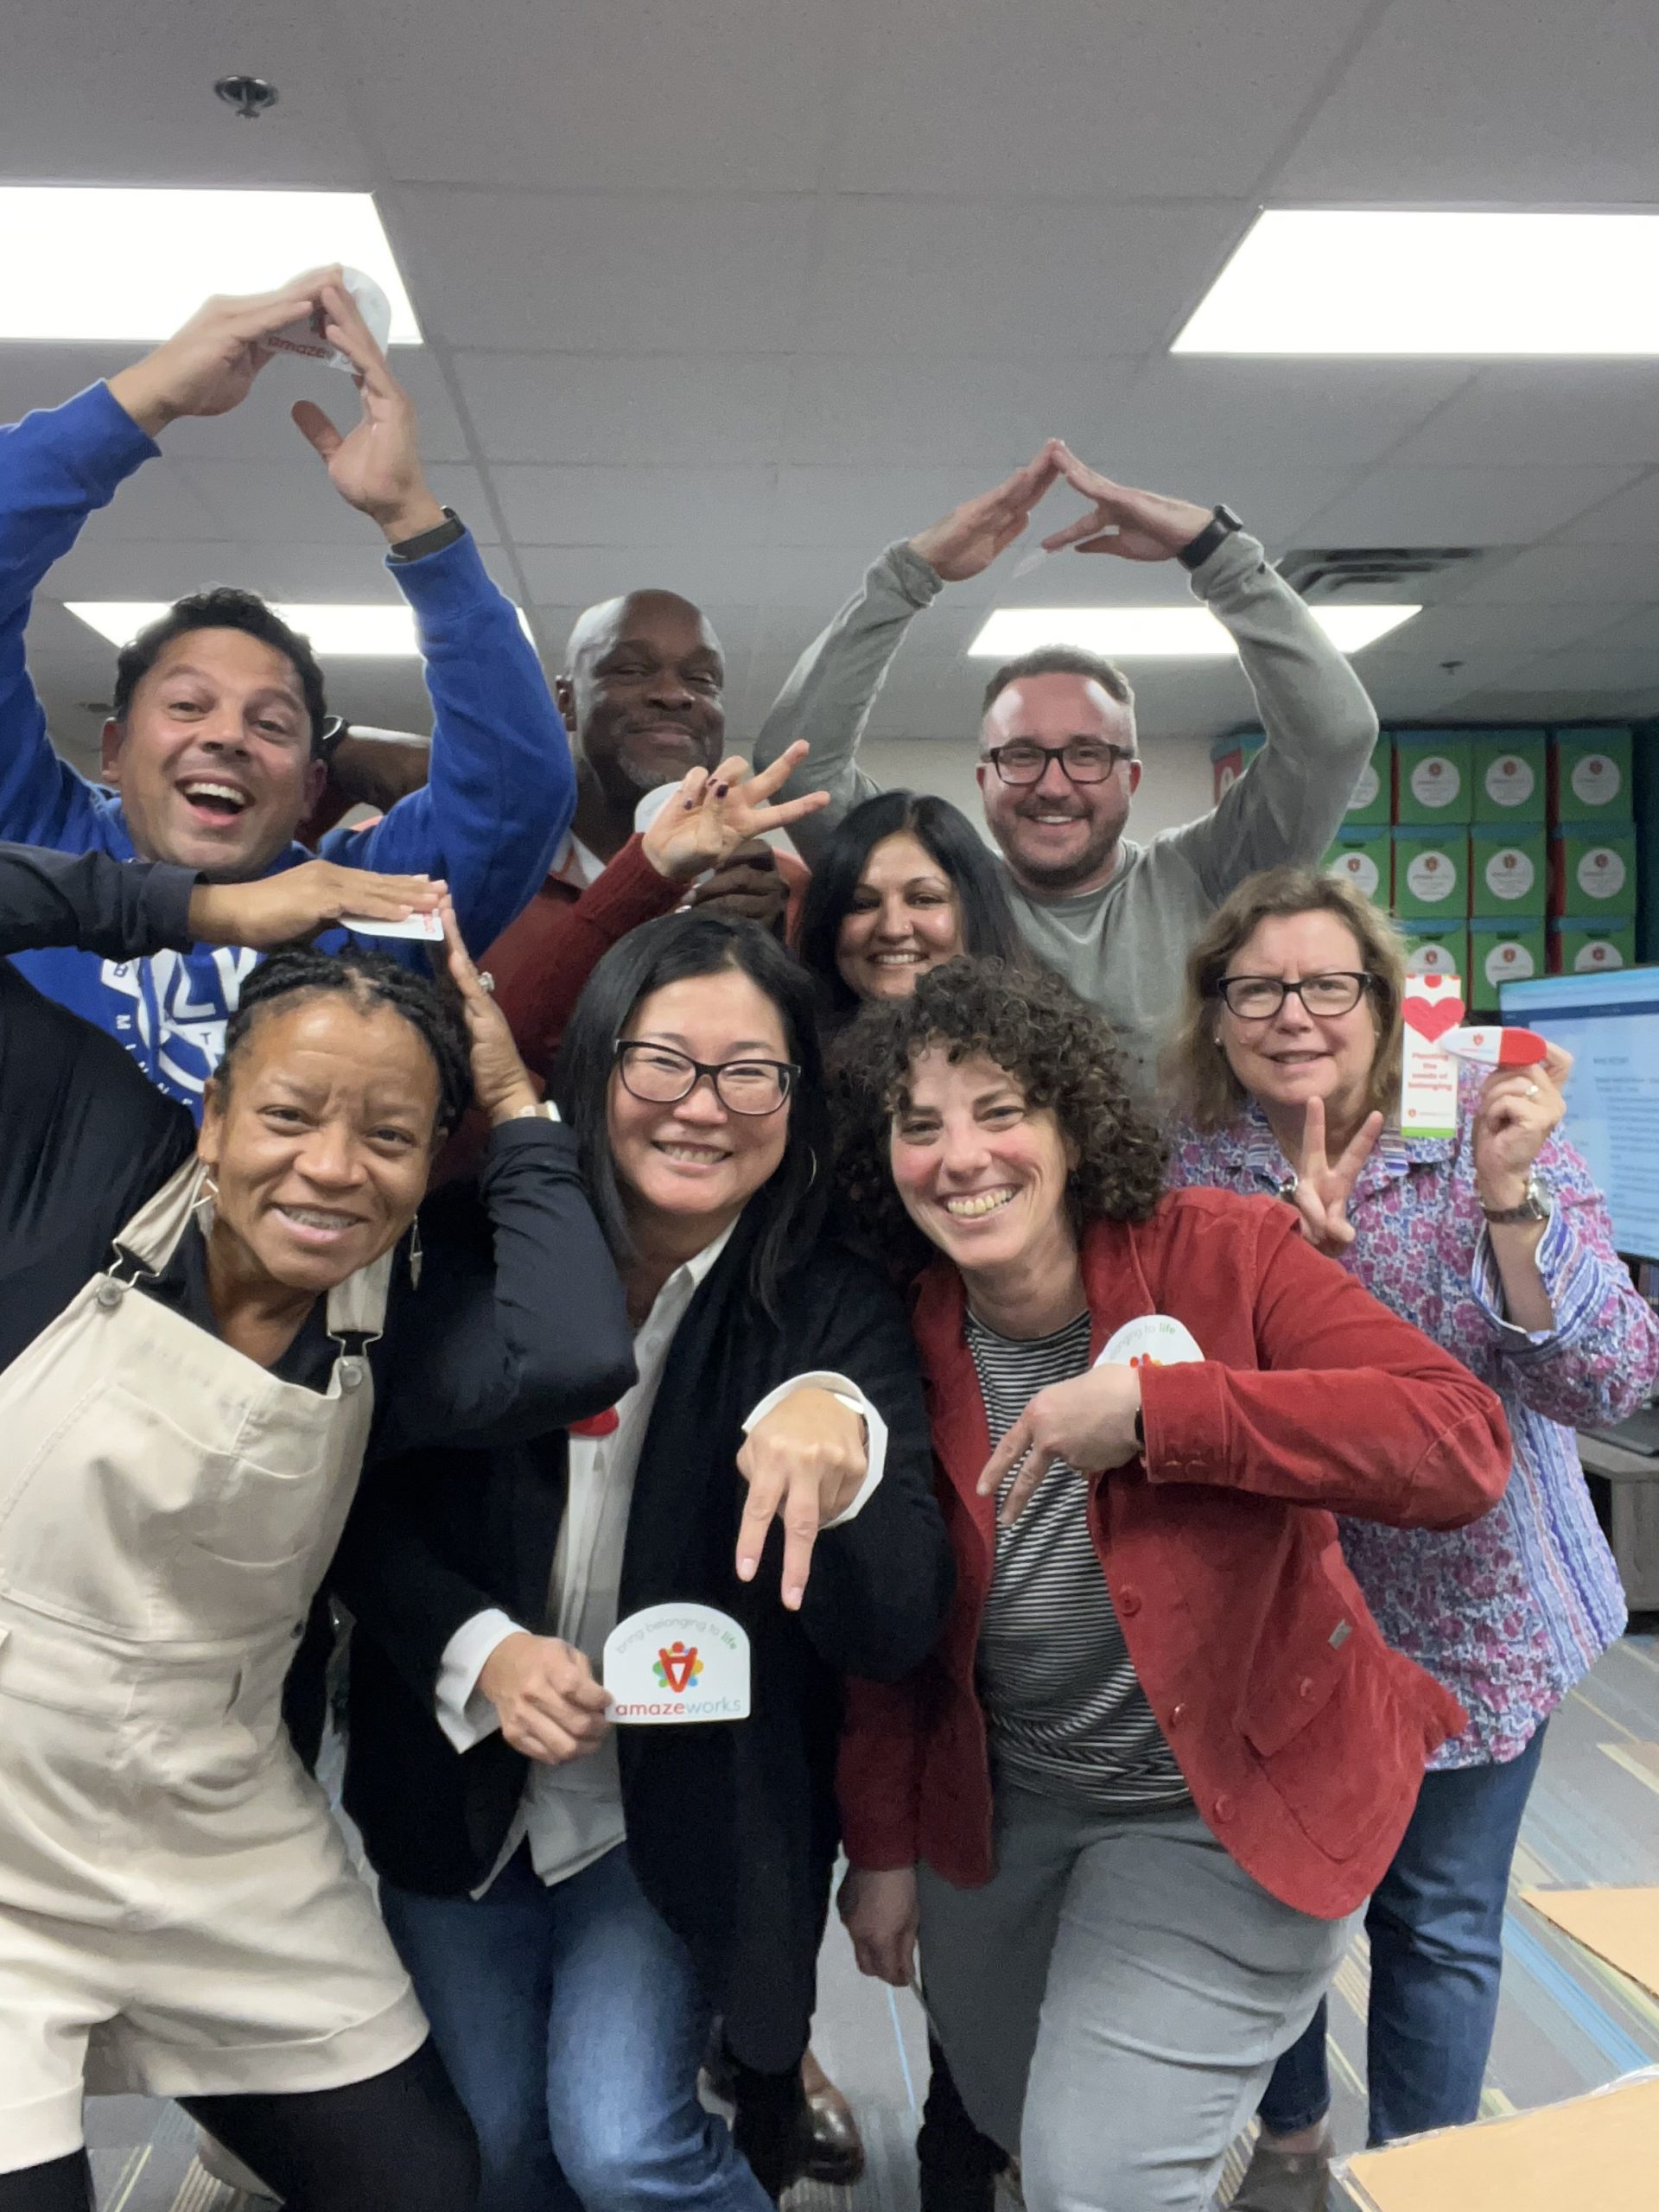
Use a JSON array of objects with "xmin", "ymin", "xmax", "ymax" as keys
[
  {"xmin": 76, "ymin": 460, "xmax": 230, "ymax": 543},
  {"xmin": 517, "ymin": 541, "xmax": 861, "ymax": 609},
  {"xmin": 836, "ymin": 0, "xmax": 1376, "ymax": 198},
  {"xmin": 1112, "ymin": 360, "xmax": 1473, "ymax": 470},
  {"xmin": 1294, "ymin": 466, "xmax": 1644, "ymax": 550},
  {"xmin": 1358, "ymin": 601, "xmax": 1648, "ymax": 660},
  {"xmin": 0, "ymin": 4, "xmax": 372, "ymax": 186},
  {"xmin": 495, "ymin": 465, "xmax": 774, "ymax": 546},
  {"xmin": 173, "ymin": 460, "xmax": 500, "ymax": 545},
  {"xmin": 391, "ymin": 188, "xmax": 817, "ymax": 354},
  {"xmin": 348, "ymin": 0, "xmax": 841, "ymax": 194},
  {"xmin": 1558, "ymin": 471, "xmax": 1659, "ymax": 546},
  {"xmin": 1497, "ymin": 645, "xmax": 1659, "ymax": 695},
  {"xmin": 1453, "ymin": 681, "xmax": 1659, "ymax": 721},
  {"xmin": 1274, "ymin": 0, "xmax": 1659, "ymax": 200},
  {"xmin": 802, "ymin": 200, "xmax": 1248, "ymax": 359},
  {"xmin": 454, "ymin": 352, "xmax": 791, "ymax": 465},
  {"xmin": 1388, "ymin": 368, "xmax": 1659, "ymax": 471},
  {"xmin": 1572, "ymin": 607, "xmax": 1659, "ymax": 655},
  {"xmin": 780, "ymin": 355, "xmax": 1137, "ymax": 467},
  {"xmin": 1451, "ymin": 543, "xmax": 1655, "ymax": 607}
]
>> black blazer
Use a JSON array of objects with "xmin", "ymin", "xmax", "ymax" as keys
[{"xmin": 335, "ymin": 1209, "xmax": 954, "ymax": 2071}]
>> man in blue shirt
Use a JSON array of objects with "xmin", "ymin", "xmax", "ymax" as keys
[{"xmin": 0, "ymin": 268, "xmax": 574, "ymax": 1110}]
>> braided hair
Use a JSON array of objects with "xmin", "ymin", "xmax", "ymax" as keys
[{"xmin": 220, "ymin": 946, "xmax": 472, "ymax": 1132}]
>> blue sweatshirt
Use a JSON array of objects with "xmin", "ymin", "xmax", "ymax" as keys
[{"xmin": 0, "ymin": 382, "xmax": 574, "ymax": 1111}]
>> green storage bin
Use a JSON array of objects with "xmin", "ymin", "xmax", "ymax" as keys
[
  {"xmin": 1324, "ymin": 825, "xmax": 1391, "ymax": 906},
  {"xmin": 1550, "ymin": 728, "xmax": 1634, "ymax": 821},
  {"xmin": 1392, "ymin": 731, "xmax": 1473, "ymax": 824},
  {"xmin": 1469, "ymin": 918, "xmax": 1546, "ymax": 1008},
  {"xmin": 1550, "ymin": 918, "xmax": 1638, "ymax": 976},
  {"xmin": 1549, "ymin": 823, "xmax": 1637, "ymax": 917},
  {"xmin": 1343, "ymin": 734, "xmax": 1393, "ymax": 826},
  {"xmin": 1393, "ymin": 828, "xmax": 1469, "ymax": 919},
  {"xmin": 1471, "ymin": 730, "xmax": 1548, "ymax": 822},
  {"xmin": 1211, "ymin": 729, "xmax": 1264, "ymax": 805},
  {"xmin": 1401, "ymin": 923, "xmax": 1467, "ymax": 988},
  {"xmin": 1470, "ymin": 823, "xmax": 1548, "ymax": 918}
]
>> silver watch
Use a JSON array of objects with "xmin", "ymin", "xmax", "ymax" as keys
[{"xmin": 1479, "ymin": 1172, "xmax": 1550, "ymax": 1225}]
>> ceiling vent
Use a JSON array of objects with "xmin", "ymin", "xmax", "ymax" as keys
[{"xmin": 1278, "ymin": 546, "xmax": 1490, "ymax": 599}]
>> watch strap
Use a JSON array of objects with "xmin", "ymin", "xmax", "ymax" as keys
[
  {"xmin": 1177, "ymin": 502, "xmax": 1243, "ymax": 573},
  {"xmin": 1479, "ymin": 1173, "xmax": 1550, "ymax": 1224},
  {"xmin": 388, "ymin": 506, "xmax": 466, "ymax": 563}
]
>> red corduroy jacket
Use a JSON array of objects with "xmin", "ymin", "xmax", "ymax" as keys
[{"xmin": 838, "ymin": 1189, "xmax": 1513, "ymax": 1921}]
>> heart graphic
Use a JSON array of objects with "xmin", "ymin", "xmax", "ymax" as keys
[{"xmin": 1403, "ymin": 989, "xmax": 1466, "ymax": 1041}]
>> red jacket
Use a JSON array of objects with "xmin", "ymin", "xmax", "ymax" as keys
[{"xmin": 838, "ymin": 1189, "xmax": 1512, "ymax": 1922}]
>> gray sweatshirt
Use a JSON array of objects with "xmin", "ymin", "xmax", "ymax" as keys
[{"xmin": 753, "ymin": 531, "xmax": 1379, "ymax": 1098}]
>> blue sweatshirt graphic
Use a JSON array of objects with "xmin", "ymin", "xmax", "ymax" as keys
[{"xmin": 0, "ymin": 382, "xmax": 574, "ymax": 1111}]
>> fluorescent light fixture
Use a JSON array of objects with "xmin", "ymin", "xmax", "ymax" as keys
[
  {"xmin": 70, "ymin": 602, "xmax": 423, "ymax": 657},
  {"xmin": 968, "ymin": 604, "xmax": 1418, "ymax": 660},
  {"xmin": 0, "ymin": 188, "xmax": 420, "ymax": 343},
  {"xmin": 1173, "ymin": 209, "xmax": 1659, "ymax": 356}
]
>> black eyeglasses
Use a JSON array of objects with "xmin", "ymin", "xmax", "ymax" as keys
[
  {"xmin": 613, "ymin": 1040, "xmax": 798, "ymax": 1116},
  {"xmin": 983, "ymin": 739, "xmax": 1135, "ymax": 787},
  {"xmin": 1218, "ymin": 972, "xmax": 1374, "ymax": 1020}
]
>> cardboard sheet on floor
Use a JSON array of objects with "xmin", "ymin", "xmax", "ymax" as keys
[
  {"xmin": 1337, "ymin": 2069, "xmax": 1659, "ymax": 2212},
  {"xmin": 1520, "ymin": 1885, "xmax": 1659, "ymax": 1999}
]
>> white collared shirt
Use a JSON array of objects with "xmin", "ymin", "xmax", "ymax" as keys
[{"xmin": 435, "ymin": 1222, "xmax": 887, "ymax": 1892}]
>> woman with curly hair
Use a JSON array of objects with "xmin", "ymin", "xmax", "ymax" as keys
[{"xmin": 832, "ymin": 958, "xmax": 1513, "ymax": 2212}]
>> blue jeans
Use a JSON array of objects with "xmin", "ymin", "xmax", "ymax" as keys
[
  {"xmin": 1259, "ymin": 1722, "xmax": 1548, "ymax": 2146},
  {"xmin": 380, "ymin": 1843, "xmax": 772, "ymax": 2212}
]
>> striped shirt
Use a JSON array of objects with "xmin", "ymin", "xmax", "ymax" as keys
[{"xmin": 967, "ymin": 1309, "xmax": 1188, "ymax": 1812}]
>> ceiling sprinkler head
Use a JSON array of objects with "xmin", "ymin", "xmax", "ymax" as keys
[{"xmin": 214, "ymin": 74, "xmax": 279, "ymax": 120}]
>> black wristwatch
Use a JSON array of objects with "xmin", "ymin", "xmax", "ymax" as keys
[
  {"xmin": 387, "ymin": 506, "xmax": 467, "ymax": 563},
  {"xmin": 1177, "ymin": 503, "xmax": 1243, "ymax": 572},
  {"xmin": 315, "ymin": 715, "xmax": 348, "ymax": 766}
]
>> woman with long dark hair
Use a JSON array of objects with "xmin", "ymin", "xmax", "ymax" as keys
[
  {"xmin": 337, "ymin": 911, "xmax": 953, "ymax": 2212},
  {"xmin": 795, "ymin": 789, "xmax": 1031, "ymax": 1022}
]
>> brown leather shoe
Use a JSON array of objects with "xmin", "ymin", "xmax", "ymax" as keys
[{"xmin": 799, "ymin": 2046, "xmax": 867, "ymax": 2183}]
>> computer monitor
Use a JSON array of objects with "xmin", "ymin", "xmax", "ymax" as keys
[{"xmin": 1499, "ymin": 965, "xmax": 1659, "ymax": 1264}]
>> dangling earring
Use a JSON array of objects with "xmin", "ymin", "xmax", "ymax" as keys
[
  {"xmin": 804, "ymin": 1147, "xmax": 819, "ymax": 1191},
  {"xmin": 408, "ymin": 1216, "xmax": 424, "ymax": 1288},
  {"xmin": 193, "ymin": 1170, "xmax": 220, "ymax": 1225}
]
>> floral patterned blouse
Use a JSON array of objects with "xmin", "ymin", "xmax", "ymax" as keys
[{"xmin": 1166, "ymin": 1094, "xmax": 1659, "ymax": 1767}]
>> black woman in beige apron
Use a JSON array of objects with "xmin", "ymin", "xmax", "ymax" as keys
[
  {"xmin": 0, "ymin": 859, "xmax": 636, "ymax": 2212},
  {"xmin": 0, "ymin": 1159, "xmax": 428, "ymax": 2162}
]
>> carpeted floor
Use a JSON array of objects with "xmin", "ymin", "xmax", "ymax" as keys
[{"xmin": 75, "ymin": 1630, "xmax": 1659, "ymax": 2210}]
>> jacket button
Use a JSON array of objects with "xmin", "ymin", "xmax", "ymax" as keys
[
  {"xmin": 1212, "ymin": 1792, "xmax": 1236, "ymax": 1822},
  {"xmin": 96, "ymin": 1281, "xmax": 124, "ymax": 1310},
  {"xmin": 340, "ymin": 1359, "xmax": 365, "ymax": 1392},
  {"xmin": 1300, "ymin": 1676, "xmax": 1318, "ymax": 1700},
  {"xmin": 1116, "ymin": 1587, "xmax": 1141, "ymax": 1617}
]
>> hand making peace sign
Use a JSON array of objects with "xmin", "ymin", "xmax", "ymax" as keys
[{"xmin": 1289, "ymin": 1095, "xmax": 1385, "ymax": 1257}]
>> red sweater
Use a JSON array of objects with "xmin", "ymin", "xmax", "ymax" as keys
[{"xmin": 838, "ymin": 1190, "xmax": 1512, "ymax": 1921}]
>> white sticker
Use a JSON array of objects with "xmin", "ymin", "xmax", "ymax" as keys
[
  {"xmin": 264, "ymin": 268, "xmax": 394, "ymax": 374},
  {"xmin": 1570, "ymin": 753, "xmax": 1621, "ymax": 806},
  {"xmin": 1409, "ymin": 756, "xmax": 1460, "ymax": 808},
  {"xmin": 1484, "ymin": 755, "xmax": 1535, "ymax": 808},
  {"xmin": 1405, "ymin": 851, "xmax": 1457, "ymax": 902},
  {"xmin": 1574, "ymin": 939, "xmax": 1624, "ymax": 973},
  {"xmin": 1577, "ymin": 848, "xmax": 1627, "ymax": 899},
  {"xmin": 1350, "ymin": 761, "xmax": 1380, "ymax": 810},
  {"xmin": 1329, "ymin": 850, "xmax": 1380, "ymax": 899},
  {"xmin": 1098, "ymin": 1315, "xmax": 1205, "ymax": 1370},
  {"xmin": 1484, "ymin": 940, "xmax": 1535, "ymax": 987},
  {"xmin": 1406, "ymin": 942, "xmax": 1458, "ymax": 977},
  {"xmin": 603, "ymin": 1602, "xmax": 750, "ymax": 1726},
  {"xmin": 1483, "ymin": 848, "xmax": 1535, "ymax": 900},
  {"xmin": 339, "ymin": 911, "xmax": 446, "ymax": 941}
]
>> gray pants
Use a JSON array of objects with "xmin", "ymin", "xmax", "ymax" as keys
[{"xmin": 918, "ymin": 1788, "xmax": 1354, "ymax": 2212}]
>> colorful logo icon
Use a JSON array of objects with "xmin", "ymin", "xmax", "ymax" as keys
[{"xmin": 653, "ymin": 1642, "xmax": 703, "ymax": 1694}]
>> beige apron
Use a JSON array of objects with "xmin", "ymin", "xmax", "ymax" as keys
[{"xmin": 0, "ymin": 1160, "xmax": 427, "ymax": 2171}]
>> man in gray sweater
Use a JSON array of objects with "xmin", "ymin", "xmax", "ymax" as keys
[{"xmin": 753, "ymin": 438, "xmax": 1380, "ymax": 1097}]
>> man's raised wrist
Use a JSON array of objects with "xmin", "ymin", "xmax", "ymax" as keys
[{"xmin": 379, "ymin": 493, "xmax": 453, "ymax": 550}]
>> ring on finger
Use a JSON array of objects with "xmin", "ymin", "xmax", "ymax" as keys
[{"xmin": 1523, "ymin": 1080, "xmax": 1539, "ymax": 1098}]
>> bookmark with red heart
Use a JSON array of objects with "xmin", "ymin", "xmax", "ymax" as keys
[
  {"xmin": 1436, "ymin": 1026, "xmax": 1548, "ymax": 1068},
  {"xmin": 1402, "ymin": 976, "xmax": 1466, "ymax": 1043}
]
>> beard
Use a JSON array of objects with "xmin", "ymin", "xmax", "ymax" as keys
[{"xmin": 998, "ymin": 807, "xmax": 1122, "ymax": 895}]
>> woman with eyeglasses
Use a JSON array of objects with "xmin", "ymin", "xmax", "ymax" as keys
[
  {"xmin": 1162, "ymin": 865, "xmax": 1658, "ymax": 2208},
  {"xmin": 334, "ymin": 910, "xmax": 953, "ymax": 2212}
]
